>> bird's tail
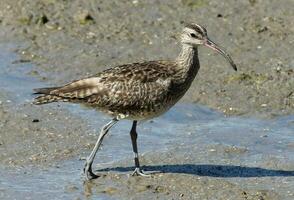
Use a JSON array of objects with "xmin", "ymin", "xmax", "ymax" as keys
[
  {"xmin": 33, "ymin": 87, "xmax": 60, "ymax": 94},
  {"xmin": 33, "ymin": 87, "xmax": 63, "ymax": 105}
]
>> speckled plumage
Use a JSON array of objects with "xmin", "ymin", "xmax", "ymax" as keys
[
  {"xmin": 34, "ymin": 57, "xmax": 199, "ymax": 120},
  {"xmin": 33, "ymin": 23, "xmax": 236, "ymax": 180}
]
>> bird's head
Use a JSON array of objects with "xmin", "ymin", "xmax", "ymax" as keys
[{"xmin": 181, "ymin": 23, "xmax": 237, "ymax": 71}]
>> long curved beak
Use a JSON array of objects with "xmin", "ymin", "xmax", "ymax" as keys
[{"xmin": 204, "ymin": 38, "xmax": 237, "ymax": 71}]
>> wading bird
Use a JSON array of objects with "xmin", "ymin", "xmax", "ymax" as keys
[{"xmin": 34, "ymin": 23, "xmax": 237, "ymax": 180}]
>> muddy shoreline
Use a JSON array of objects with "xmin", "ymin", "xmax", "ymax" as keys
[{"xmin": 0, "ymin": 0, "xmax": 294, "ymax": 200}]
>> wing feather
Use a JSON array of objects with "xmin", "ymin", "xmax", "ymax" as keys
[{"xmin": 33, "ymin": 61, "xmax": 176, "ymax": 109}]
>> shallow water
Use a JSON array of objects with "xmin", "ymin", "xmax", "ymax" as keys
[{"xmin": 0, "ymin": 43, "xmax": 294, "ymax": 199}]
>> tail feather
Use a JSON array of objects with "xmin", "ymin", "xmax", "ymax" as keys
[
  {"xmin": 33, "ymin": 87, "xmax": 60, "ymax": 94},
  {"xmin": 33, "ymin": 86, "xmax": 63, "ymax": 105},
  {"xmin": 33, "ymin": 95, "xmax": 62, "ymax": 105}
]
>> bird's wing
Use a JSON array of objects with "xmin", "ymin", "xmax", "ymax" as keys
[
  {"xmin": 43, "ymin": 77, "xmax": 103, "ymax": 98},
  {"xmin": 34, "ymin": 61, "xmax": 176, "ymax": 107}
]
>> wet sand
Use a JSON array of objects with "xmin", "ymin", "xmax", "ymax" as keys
[{"xmin": 0, "ymin": 0, "xmax": 294, "ymax": 199}]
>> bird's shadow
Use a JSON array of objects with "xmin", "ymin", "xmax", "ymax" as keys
[{"xmin": 96, "ymin": 164, "xmax": 294, "ymax": 178}]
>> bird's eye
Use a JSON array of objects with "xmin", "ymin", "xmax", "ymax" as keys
[{"xmin": 190, "ymin": 33, "xmax": 197, "ymax": 38}]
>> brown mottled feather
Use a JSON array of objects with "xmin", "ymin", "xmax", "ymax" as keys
[
  {"xmin": 33, "ymin": 61, "xmax": 181, "ymax": 119},
  {"xmin": 33, "ymin": 87, "xmax": 61, "ymax": 94}
]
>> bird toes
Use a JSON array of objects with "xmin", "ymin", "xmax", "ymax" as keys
[
  {"xmin": 131, "ymin": 167, "xmax": 160, "ymax": 177},
  {"xmin": 83, "ymin": 163, "xmax": 100, "ymax": 180}
]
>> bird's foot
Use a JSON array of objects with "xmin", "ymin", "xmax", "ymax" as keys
[
  {"xmin": 83, "ymin": 162, "xmax": 99, "ymax": 180},
  {"xmin": 131, "ymin": 167, "xmax": 160, "ymax": 177}
]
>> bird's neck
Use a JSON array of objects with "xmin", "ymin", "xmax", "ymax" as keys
[{"xmin": 175, "ymin": 44, "xmax": 200, "ymax": 82}]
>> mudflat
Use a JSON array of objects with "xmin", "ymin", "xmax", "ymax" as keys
[{"xmin": 0, "ymin": 0, "xmax": 293, "ymax": 199}]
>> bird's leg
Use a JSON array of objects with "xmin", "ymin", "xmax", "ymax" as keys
[
  {"xmin": 130, "ymin": 121, "xmax": 158, "ymax": 177},
  {"xmin": 130, "ymin": 121, "xmax": 147, "ymax": 176},
  {"xmin": 84, "ymin": 118, "xmax": 118, "ymax": 180}
]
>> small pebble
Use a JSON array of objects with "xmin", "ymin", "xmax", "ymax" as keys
[
  {"xmin": 32, "ymin": 119, "xmax": 40, "ymax": 123},
  {"xmin": 260, "ymin": 135, "xmax": 268, "ymax": 138}
]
